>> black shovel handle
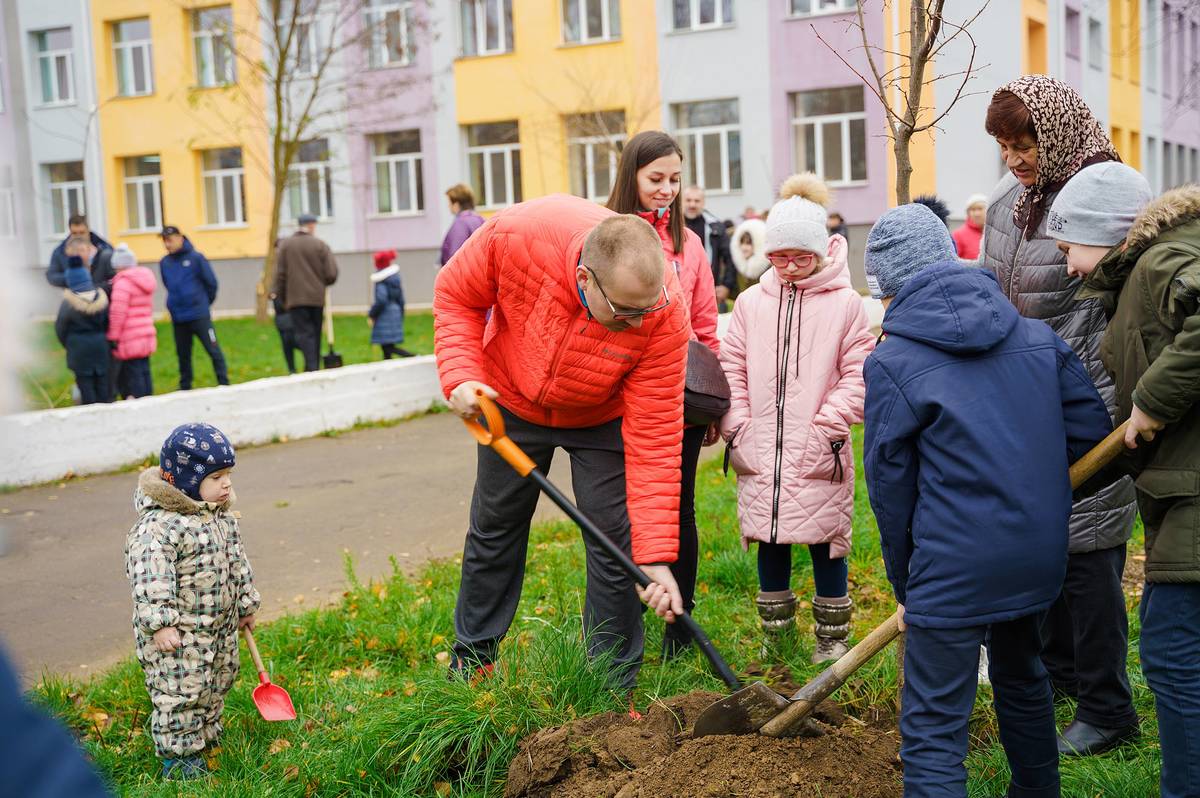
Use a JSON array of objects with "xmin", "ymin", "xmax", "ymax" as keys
[{"xmin": 464, "ymin": 392, "xmax": 743, "ymax": 691}]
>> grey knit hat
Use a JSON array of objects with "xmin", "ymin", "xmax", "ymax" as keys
[
  {"xmin": 1047, "ymin": 162, "xmax": 1152, "ymax": 247},
  {"xmin": 864, "ymin": 203, "xmax": 958, "ymax": 299}
]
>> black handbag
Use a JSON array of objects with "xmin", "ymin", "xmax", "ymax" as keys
[{"xmin": 684, "ymin": 339, "xmax": 731, "ymax": 426}]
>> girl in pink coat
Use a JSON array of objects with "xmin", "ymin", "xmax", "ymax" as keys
[
  {"xmin": 719, "ymin": 174, "xmax": 875, "ymax": 663},
  {"xmin": 107, "ymin": 244, "xmax": 158, "ymax": 398},
  {"xmin": 607, "ymin": 131, "xmax": 720, "ymax": 660}
]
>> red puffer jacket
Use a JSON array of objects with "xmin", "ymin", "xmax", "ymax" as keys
[
  {"xmin": 107, "ymin": 265, "xmax": 158, "ymax": 360},
  {"xmin": 637, "ymin": 208, "xmax": 719, "ymax": 354},
  {"xmin": 434, "ymin": 195, "xmax": 691, "ymax": 564}
]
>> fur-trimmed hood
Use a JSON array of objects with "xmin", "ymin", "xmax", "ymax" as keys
[
  {"xmin": 135, "ymin": 466, "xmax": 234, "ymax": 515},
  {"xmin": 1126, "ymin": 183, "xmax": 1200, "ymax": 253},
  {"xmin": 371, "ymin": 263, "xmax": 400, "ymax": 283},
  {"xmin": 731, "ymin": 218, "xmax": 769, "ymax": 279},
  {"xmin": 62, "ymin": 287, "xmax": 108, "ymax": 315}
]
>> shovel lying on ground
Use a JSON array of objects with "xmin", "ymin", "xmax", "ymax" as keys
[
  {"xmin": 464, "ymin": 392, "xmax": 743, "ymax": 691},
  {"xmin": 693, "ymin": 419, "xmax": 1132, "ymax": 738},
  {"xmin": 242, "ymin": 628, "xmax": 297, "ymax": 722}
]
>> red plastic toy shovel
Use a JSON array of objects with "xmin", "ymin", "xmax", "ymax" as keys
[{"xmin": 241, "ymin": 628, "xmax": 297, "ymax": 722}]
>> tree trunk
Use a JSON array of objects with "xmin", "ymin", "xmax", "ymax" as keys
[
  {"xmin": 256, "ymin": 186, "xmax": 284, "ymax": 324},
  {"xmin": 893, "ymin": 130, "xmax": 914, "ymax": 206}
]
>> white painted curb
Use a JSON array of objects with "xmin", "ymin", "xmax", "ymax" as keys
[{"xmin": 1, "ymin": 357, "xmax": 445, "ymax": 487}]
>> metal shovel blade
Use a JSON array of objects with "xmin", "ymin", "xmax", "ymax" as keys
[
  {"xmin": 252, "ymin": 675, "xmax": 297, "ymax": 722},
  {"xmin": 692, "ymin": 681, "xmax": 789, "ymax": 737}
]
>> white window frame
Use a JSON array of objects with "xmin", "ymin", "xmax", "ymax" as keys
[
  {"xmin": 366, "ymin": 1, "xmax": 414, "ymax": 69},
  {"xmin": 34, "ymin": 30, "xmax": 75, "ymax": 107},
  {"xmin": 113, "ymin": 19, "xmax": 154, "ymax": 97},
  {"xmin": 787, "ymin": 0, "xmax": 854, "ymax": 18},
  {"xmin": 461, "ymin": 0, "xmax": 513, "ymax": 57},
  {"xmin": 371, "ymin": 134, "xmax": 423, "ymax": 217},
  {"xmin": 672, "ymin": 0, "xmax": 734, "ymax": 31},
  {"xmin": 466, "ymin": 132, "xmax": 521, "ymax": 210},
  {"xmin": 282, "ymin": 14, "xmax": 320, "ymax": 77},
  {"xmin": 1087, "ymin": 17, "xmax": 1103, "ymax": 71},
  {"xmin": 123, "ymin": 159, "xmax": 163, "ymax": 233},
  {"xmin": 790, "ymin": 91, "xmax": 868, "ymax": 187},
  {"xmin": 673, "ymin": 101, "xmax": 741, "ymax": 194},
  {"xmin": 201, "ymin": 150, "xmax": 246, "ymax": 227},
  {"xmin": 562, "ymin": 0, "xmax": 620, "ymax": 45},
  {"xmin": 193, "ymin": 8, "xmax": 236, "ymax": 88},
  {"xmin": 288, "ymin": 141, "xmax": 334, "ymax": 220},
  {"xmin": 569, "ymin": 132, "xmax": 624, "ymax": 201},
  {"xmin": 46, "ymin": 165, "xmax": 86, "ymax": 237}
]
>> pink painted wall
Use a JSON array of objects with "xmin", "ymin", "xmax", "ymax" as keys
[
  {"xmin": 343, "ymin": 2, "xmax": 443, "ymax": 255},
  {"xmin": 767, "ymin": 0, "xmax": 889, "ymax": 226}
]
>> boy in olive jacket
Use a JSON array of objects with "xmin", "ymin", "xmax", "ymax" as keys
[{"xmin": 1049, "ymin": 165, "xmax": 1200, "ymax": 798}]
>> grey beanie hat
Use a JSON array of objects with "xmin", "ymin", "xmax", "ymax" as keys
[
  {"xmin": 1047, "ymin": 162, "xmax": 1152, "ymax": 247},
  {"xmin": 864, "ymin": 203, "xmax": 958, "ymax": 299}
]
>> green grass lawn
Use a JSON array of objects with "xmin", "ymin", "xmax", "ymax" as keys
[
  {"xmin": 32, "ymin": 430, "xmax": 1160, "ymax": 796},
  {"xmin": 23, "ymin": 312, "xmax": 435, "ymax": 410}
]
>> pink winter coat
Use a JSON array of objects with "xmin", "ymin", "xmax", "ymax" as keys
[
  {"xmin": 107, "ymin": 266, "xmax": 158, "ymax": 360},
  {"xmin": 638, "ymin": 209, "xmax": 719, "ymax": 354},
  {"xmin": 718, "ymin": 235, "xmax": 874, "ymax": 554}
]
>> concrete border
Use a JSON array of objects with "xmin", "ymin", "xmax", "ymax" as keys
[{"xmin": 1, "ymin": 357, "xmax": 445, "ymax": 487}]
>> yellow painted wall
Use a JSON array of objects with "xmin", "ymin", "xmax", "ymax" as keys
[
  {"xmin": 1108, "ymin": 0, "xmax": 1141, "ymax": 169},
  {"xmin": 883, "ymin": 0, "xmax": 936, "ymax": 205},
  {"xmin": 91, "ymin": 0, "xmax": 270, "ymax": 262},
  {"xmin": 452, "ymin": 0, "xmax": 660, "ymax": 204},
  {"xmin": 1022, "ymin": 0, "xmax": 1048, "ymax": 75}
]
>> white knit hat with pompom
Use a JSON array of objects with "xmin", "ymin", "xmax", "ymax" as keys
[{"xmin": 765, "ymin": 173, "xmax": 831, "ymax": 256}]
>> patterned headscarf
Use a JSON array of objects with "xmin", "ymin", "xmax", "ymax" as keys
[{"xmin": 995, "ymin": 76, "xmax": 1119, "ymax": 239}]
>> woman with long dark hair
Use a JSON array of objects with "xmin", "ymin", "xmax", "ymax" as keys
[{"xmin": 606, "ymin": 131, "xmax": 719, "ymax": 659}]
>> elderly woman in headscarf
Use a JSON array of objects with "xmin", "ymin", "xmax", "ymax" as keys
[{"xmin": 981, "ymin": 75, "xmax": 1140, "ymax": 759}]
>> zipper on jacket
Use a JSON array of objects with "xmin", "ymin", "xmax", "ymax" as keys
[
  {"xmin": 536, "ymin": 313, "xmax": 579, "ymax": 405},
  {"xmin": 770, "ymin": 284, "xmax": 798, "ymax": 544}
]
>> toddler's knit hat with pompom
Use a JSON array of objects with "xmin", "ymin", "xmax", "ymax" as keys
[{"xmin": 765, "ymin": 173, "xmax": 831, "ymax": 256}]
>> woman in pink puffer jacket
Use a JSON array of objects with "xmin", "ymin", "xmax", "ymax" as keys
[
  {"xmin": 606, "ymin": 130, "xmax": 719, "ymax": 660},
  {"xmin": 107, "ymin": 244, "xmax": 158, "ymax": 398},
  {"xmin": 719, "ymin": 174, "xmax": 875, "ymax": 663}
]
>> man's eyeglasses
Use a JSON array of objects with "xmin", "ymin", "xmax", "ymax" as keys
[
  {"xmin": 766, "ymin": 252, "xmax": 819, "ymax": 269},
  {"xmin": 583, "ymin": 265, "xmax": 671, "ymax": 320}
]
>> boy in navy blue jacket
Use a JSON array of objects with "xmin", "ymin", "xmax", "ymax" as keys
[
  {"xmin": 159, "ymin": 226, "xmax": 229, "ymax": 390},
  {"xmin": 862, "ymin": 204, "xmax": 1113, "ymax": 798}
]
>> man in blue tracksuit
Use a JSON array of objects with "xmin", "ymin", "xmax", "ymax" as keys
[
  {"xmin": 159, "ymin": 225, "xmax": 229, "ymax": 389},
  {"xmin": 861, "ymin": 205, "xmax": 1114, "ymax": 798}
]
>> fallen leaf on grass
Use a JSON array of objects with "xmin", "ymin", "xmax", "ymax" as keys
[
  {"xmin": 344, "ymin": 704, "xmax": 357, "ymax": 714},
  {"xmin": 371, "ymin": 583, "xmax": 388, "ymax": 600},
  {"xmin": 268, "ymin": 738, "xmax": 292, "ymax": 755},
  {"xmin": 358, "ymin": 667, "xmax": 381, "ymax": 680},
  {"xmin": 283, "ymin": 764, "xmax": 300, "ymax": 781},
  {"xmin": 403, "ymin": 682, "xmax": 417, "ymax": 697},
  {"xmin": 329, "ymin": 669, "xmax": 350, "ymax": 681},
  {"xmin": 435, "ymin": 651, "xmax": 451, "ymax": 665},
  {"xmin": 434, "ymin": 782, "xmax": 452, "ymax": 796}
]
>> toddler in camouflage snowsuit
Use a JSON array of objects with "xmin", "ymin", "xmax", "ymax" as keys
[{"xmin": 124, "ymin": 423, "xmax": 260, "ymax": 778}]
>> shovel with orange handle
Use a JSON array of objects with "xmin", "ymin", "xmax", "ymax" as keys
[
  {"xmin": 463, "ymin": 391, "xmax": 744, "ymax": 692},
  {"xmin": 693, "ymin": 419, "xmax": 1133, "ymax": 738},
  {"xmin": 241, "ymin": 628, "xmax": 297, "ymax": 722}
]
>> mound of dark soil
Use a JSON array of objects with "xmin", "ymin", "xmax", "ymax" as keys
[{"xmin": 504, "ymin": 691, "xmax": 901, "ymax": 798}]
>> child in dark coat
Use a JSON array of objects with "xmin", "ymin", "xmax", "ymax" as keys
[
  {"xmin": 1049, "ymin": 164, "xmax": 1200, "ymax": 798},
  {"xmin": 54, "ymin": 243, "xmax": 111, "ymax": 405},
  {"xmin": 369, "ymin": 250, "xmax": 413, "ymax": 359},
  {"xmin": 861, "ymin": 204, "xmax": 1113, "ymax": 798}
]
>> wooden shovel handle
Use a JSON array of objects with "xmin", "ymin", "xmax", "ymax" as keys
[
  {"xmin": 1069, "ymin": 420, "xmax": 1129, "ymax": 490},
  {"xmin": 760, "ymin": 610, "xmax": 901, "ymax": 737},
  {"xmin": 241, "ymin": 627, "xmax": 268, "ymax": 679},
  {"xmin": 762, "ymin": 421, "xmax": 1131, "ymax": 738}
]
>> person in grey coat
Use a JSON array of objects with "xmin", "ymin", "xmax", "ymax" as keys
[
  {"xmin": 981, "ymin": 75, "xmax": 1139, "ymax": 758},
  {"xmin": 369, "ymin": 250, "xmax": 413, "ymax": 359}
]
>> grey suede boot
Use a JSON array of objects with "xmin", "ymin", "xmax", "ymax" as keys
[
  {"xmin": 811, "ymin": 595, "xmax": 853, "ymax": 664},
  {"xmin": 756, "ymin": 590, "xmax": 797, "ymax": 655}
]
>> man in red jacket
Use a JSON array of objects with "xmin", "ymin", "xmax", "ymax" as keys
[{"xmin": 434, "ymin": 194, "xmax": 690, "ymax": 690}]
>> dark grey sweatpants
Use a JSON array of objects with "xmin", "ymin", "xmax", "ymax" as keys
[{"xmin": 452, "ymin": 406, "xmax": 643, "ymax": 690}]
